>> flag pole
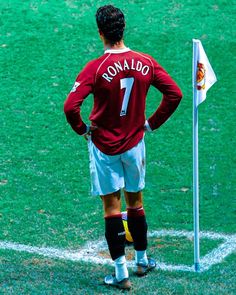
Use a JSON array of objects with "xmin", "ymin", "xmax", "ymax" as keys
[{"xmin": 192, "ymin": 39, "xmax": 200, "ymax": 272}]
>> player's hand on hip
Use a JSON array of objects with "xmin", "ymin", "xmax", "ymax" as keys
[{"xmin": 83, "ymin": 125, "xmax": 98, "ymax": 141}]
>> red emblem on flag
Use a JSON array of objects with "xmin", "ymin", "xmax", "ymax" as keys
[{"xmin": 196, "ymin": 62, "xmax": 206, "ymax": 90}]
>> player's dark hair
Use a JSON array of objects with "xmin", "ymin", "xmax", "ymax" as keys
[{"xmin": 96, "ymin": 5, "xmax": 125, "ymax": 45}]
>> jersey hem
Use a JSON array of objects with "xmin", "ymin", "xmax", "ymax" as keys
[{"xmin": 91, "ymin": 132, "xmax": 144, "ymax": 156}]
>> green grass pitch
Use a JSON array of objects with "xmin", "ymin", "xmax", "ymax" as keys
[{"xmin": 0, "ymin": 0, "xmax": 235, "ymax": 294}]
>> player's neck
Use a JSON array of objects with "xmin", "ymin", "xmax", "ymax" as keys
[{"xmin": 104, "ymin": 40, "xmax": 126, "ymax": 51}]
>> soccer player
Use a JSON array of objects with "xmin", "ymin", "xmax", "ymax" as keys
[{"xmin": 64, "ymin": 5, "xmax": 182, "ymax": 290}]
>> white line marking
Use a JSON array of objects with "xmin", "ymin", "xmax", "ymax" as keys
[
  {"xmin": 200, "ymin": 237, "xmax": 236, "ymax": 271},
  {"xmin": 0, "ymin": 230, "xmax": 235, "ymax": 272}
]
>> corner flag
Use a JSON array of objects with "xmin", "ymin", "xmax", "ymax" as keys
[
  {"xmin": 193, "ymin": 39, "xmax": 217, "ymax": 106},
  {"xmin": 192, "ymin": 39, "xmax": 217, "ymax": 272}
]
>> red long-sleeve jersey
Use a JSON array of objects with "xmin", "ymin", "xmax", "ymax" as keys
[{"xmin": 64, "ymin": 47, "xmax": 182, "ymax": 155}]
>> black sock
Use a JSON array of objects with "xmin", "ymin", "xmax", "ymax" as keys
[
  {"xmin": 105, "ymin": 214, "xmax": 126, "ymax": 261},
  {"xmin": 127, "ymin": 207, "xmax": 148, "ymax": 251}
]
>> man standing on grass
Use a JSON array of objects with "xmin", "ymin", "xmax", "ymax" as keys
[{"xmin": 64, "ymin": 5, "xmax": 182, "ymax": 290}]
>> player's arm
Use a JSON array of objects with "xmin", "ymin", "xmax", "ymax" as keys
[
  {"xmin": 146, "ymin": 58, "xmax": 183, "ymax": 131},
  {"xmin": 64, "ymin": 61, "xmax": 95, "ymax": 135}
]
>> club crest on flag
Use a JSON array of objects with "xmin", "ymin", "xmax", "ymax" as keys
[{"xmin": 196, "ymin": 62, "xmax": 206, "ymax": 90}]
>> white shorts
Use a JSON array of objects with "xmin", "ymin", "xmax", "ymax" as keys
[{"xmin": 88, "ymin": 138, "xmax": 146, "ymax": 196}]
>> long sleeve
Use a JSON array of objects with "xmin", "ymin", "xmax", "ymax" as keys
[
  {"xmin": 64, "ymin": 61, "xmax": 95, "ymax": 135},
  {"xmin": 147, "ymin": 59, "xmax": 183, "ymax": 130}
]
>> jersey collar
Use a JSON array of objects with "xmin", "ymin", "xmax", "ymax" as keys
[{"xmin": 104, "ymin": 47, "xmax": 131, "ymax": 54}]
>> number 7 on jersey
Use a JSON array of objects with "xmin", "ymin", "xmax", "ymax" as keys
[{"xmin": 120, "ymin": 77, "xmax": 134, "ymax": 116}]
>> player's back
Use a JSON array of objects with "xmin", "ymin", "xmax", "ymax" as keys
[{"xmin": 91, "ymin": 48, "xmax": 154, "ymax": 155}]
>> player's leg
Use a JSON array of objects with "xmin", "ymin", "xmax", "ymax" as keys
[
  {"xmin": 122, "ymin": 139, "xmax": 156, "ymax": 276},
  {"xmin": 101, "ymin": 191, "xmax": 130, "ymax": 287},
  {"xmin": 88, "ymin": 140, "xmax": 130, "ymax": 289},
  {"xmin": 101, "ymin": 190, "xmax": 122, "ymax": 217}
]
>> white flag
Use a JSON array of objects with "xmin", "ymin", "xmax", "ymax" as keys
[{"xmin": 193, "ymin": 39, "xmax": 217, "ymax": 106}]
